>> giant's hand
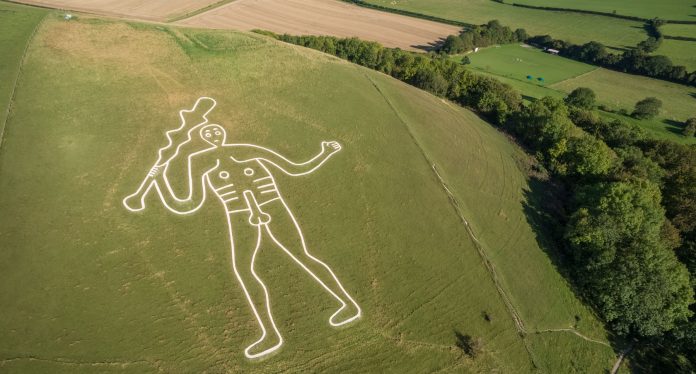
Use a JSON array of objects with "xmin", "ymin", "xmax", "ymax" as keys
[
  {"xmin": 321, "ymin": 141, "xmax": 342, "ymax": 156},
  {"xmin": 123, "ymin": 190, "xmax": 148, "ymax": 212},
  {"xmin": 122, "ymin": 166, "xmax": 160, "ymax": 212}
]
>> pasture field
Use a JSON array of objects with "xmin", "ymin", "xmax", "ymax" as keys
[
  {"xmin": 363, "ymin": 0, "xmax": 645, "ymax": 50},
  {"xmin": 662, "ymin": 24, "xmax": 696, "ymax": 38},
  {"xmin": 512, "ymin": 0, "xmax": 696, "ymax": 21},
  {"xmin": 363, "ymin": 0, "xmax": 696, "ymax": 73},
  {"xmin": 655, "ymin": 39, "xmax": 696, "ymax": 71},
  {"xmin": 456, "ymin": 44, "xmax": 696, "ymax": 143},
  {"xmin": 176, "ymin": 0, "xmax": 459, "ymax": 51},
  {"xmin": 0, "ymin": 1, "xmax": 45, "ymax": 134},
  {"xmin": 14, "ymin": 0, "xmax": 223, "ymax": 21},
  {"xmin": 460, "ymin": 44, "xmax": 596, "ymax": 85},
  {"xmin": 550, "ymin": 68, "xmax": 696, "ymax": 125},
  {"xmin": 0, "ymin": 4, "xmax": 618, "ymax": 373}
]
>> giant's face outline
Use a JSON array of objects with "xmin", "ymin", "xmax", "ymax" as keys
[{"xmin": 200, "ymin": 124, "xmax": 226, "ymax": 147}]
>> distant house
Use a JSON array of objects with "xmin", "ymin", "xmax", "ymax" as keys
[{"xmin": 545, "ymin": 48, "xmax": 560, "ymax": 55}]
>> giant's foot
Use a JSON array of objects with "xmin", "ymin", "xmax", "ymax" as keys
[
  {"xmin": 329, "ymin": 301, "xmax": 361, "ymax": 327},
  {"xmin": 244, "ymin": 331, "xmax": 283, "ymax": 359}
]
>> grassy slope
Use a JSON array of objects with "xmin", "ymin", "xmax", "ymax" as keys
[
  {"xmin": 0, "ymin": 8, "xmax": 616, "ymax": 373},
  {"xmin": 451, "ymin": 44, "xmax": 696, "ymax": 144},
  {"xmin": 0, "ymin": 2, "xmax": 45, "ymax": 138},
  {"xmin": 512, "ymin": 0, "xmax": 695, "ymax": 21}
]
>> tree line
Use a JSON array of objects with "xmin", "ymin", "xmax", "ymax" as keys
[
  {"xmin": 254, "ymin": 30, "xmax": 696, "ymax": 370},
  {"xmin": 438, "ymin": 20, "xmax": 528, "ymax": 54}
]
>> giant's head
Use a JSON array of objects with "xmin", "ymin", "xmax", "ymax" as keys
[{"xmin": 199, "ymin": 124, "xmax": 227, "ymax": 147}]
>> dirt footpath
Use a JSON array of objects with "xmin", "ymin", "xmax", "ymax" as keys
[
  {"xmin": 14, "ymin": 0, "xmax": 222, "ymax": 21},
  {"xmin": 176, "ymin": 0, "xmax": 460, "ymax": 51}
]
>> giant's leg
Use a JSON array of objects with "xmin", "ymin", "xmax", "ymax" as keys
[
  {"xmin": 261, "ymin": 199, "xmax": 361, "ymax": 326},
  {"xmin": 226, "ymin": 213, "xmax": 283, "ymax": 359}
]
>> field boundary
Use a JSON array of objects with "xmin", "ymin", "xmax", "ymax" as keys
[
  {"xmin": 0, "ymin": 10, "xmax": 45, "ymax": 151},
  {"xmin": 664, "ymin": 35, "xmax": 696, "ymax": 42},
  {"xmin": 166, "ymin": 0, "xmax": 237, "ymax": 23},
  {"xmin": 508, "ymin": 2, "xmax": 696, "ymax": 25},
  {"xmin": 339, "ymin": 0, "xmax": 472, "ymax": 28}
]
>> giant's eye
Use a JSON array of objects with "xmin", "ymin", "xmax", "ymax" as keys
[
  {"xmin": 205, "ymin": 133, "xmax": 211, "ymax": 137},
  {"xmin": 215, "ymin": 131, "xmax": 221, "ymax": 135}
]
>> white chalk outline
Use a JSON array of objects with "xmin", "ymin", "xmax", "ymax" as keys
[{"xmin": 122, "ymin": 98, "xmax": 362, "ymax": 359}]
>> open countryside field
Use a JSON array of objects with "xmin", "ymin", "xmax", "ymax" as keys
[
  {"xmin": 512, "ymin": 0, "xmax": 696, "ymax": 21},
  {"xmin": 363, "ymin": 0, "xmax": 696, "ymax": 74},
  {"xmin": 551, "ymin": 69, "xmax": 696, "ymax": 124},
  {"xmin": 456, "ymin": 44, "xmax": 696, "ymax": 143},
  {"xmin": 363, "ymin": 0, "xmax": 645, "ymax": 50},
  {"xmin": 662, "ymin": 23, "xmax": 696, "ymax": 38},
  {"xmin": 13, "ymin": 0, "xmax": 223, "ymax": 21},
  {"xmin": 0, "ymin": 4, "xmax": 619, "ymax": 373},
  {"xmin": 655, "ymin": 39, "xmax": 696, "ymax": 71},
  {"xmin": 176, "ymin": 0, "xmax": 459, "ymax": 51},
  {"xmin": 462, "ymin": 44, "xmax": 596, "ymax": 85}
]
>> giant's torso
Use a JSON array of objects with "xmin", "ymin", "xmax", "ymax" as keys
[{"xmin": 208, "ymin": 157, "xmax": 280, "ymax": 213}]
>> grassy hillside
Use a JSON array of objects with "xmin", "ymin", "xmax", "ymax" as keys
[
  {"xmin": 0, "ymin": 5, "xmax": 618, "ymax": 373},
  {"xmin": 0, "ymin": 1, "xmax": 45, "ymax": 138},
  {"xmin": 452, "ymin": 44, "xmax": 696, "ymax": 144}
]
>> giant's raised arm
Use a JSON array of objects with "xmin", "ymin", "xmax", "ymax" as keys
[{"xmin": 232, "ymin": 141, "xmax": 342, "ymax": 176}]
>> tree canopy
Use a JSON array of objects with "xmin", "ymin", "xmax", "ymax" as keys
[
  {"xmin": 565, "ymin": 180, "xmax": 694, "ymax": 336},
  {"xmin": 632, "ymin": 97, "xmax": 662, "ymax": 119},
  {"xmin": 564, "ymin": 87, "xmax": 596, "ymax": 109}
]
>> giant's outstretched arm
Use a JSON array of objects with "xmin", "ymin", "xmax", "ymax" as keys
[
  {"xmin": 123, "ymin": 153, "xmax": 216, "ymax": 214},
  {"xmin": 232, "ymin": 141, "xmax": 342, "ymax": 176}
]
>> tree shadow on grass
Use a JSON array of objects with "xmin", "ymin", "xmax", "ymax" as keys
[
  {"xmin": 663, "ymin": 118, "xmax": 685, "ymax": 136},
  {"xmin": 521, "ymin": 94, "xmax": 539, "ymax": 102},
  {"xmin": 412, "ymin": 36, "xmax": 448, "ymax": 52},
  {"xmin": 453, "ymin": 329, "xmax": 482, "ymax": 358}
]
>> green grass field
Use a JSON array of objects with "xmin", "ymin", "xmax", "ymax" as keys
[
  {"xmin": 457, "ymin": 44, "xmax": 596, "ymax": 85},
  {"xmin": 512, "ymin": 0, "xmax": 696, "ymax": 21},
  {"xmin": 0, "ymin": 3, "xmax": 620, "ymax": 373},
  {"xmin": 363, "ymin": 0, "xmax": 695, "ymax": 74},
  {"xmin": 551, "ymin": 68, "xmax": 696, "ymax": 123},
  {"xmin": 655, "ymin": 39, "xmax": 696, "ymax": 71},
  {"xmin": 364, "ymin": 0, "xmax": 645, "ymax": 50},
  {"xmin": 454, "ymin": 44, "xmax": 696, "ymax": 143},
  {"xmin": 662, "ymin": 24, "xmax": 696, "ymax": 38}
]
